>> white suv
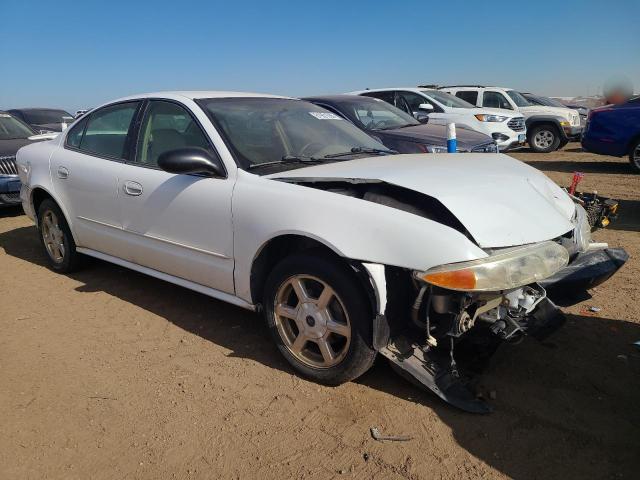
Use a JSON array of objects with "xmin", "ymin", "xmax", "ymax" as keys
[
  {"xmin": 349, "ymin": 87, "xmax": 526, "ymax": 151},
  {"xmin": 440, "ymin": 86, "xmax": 583, "ymax": 153}
]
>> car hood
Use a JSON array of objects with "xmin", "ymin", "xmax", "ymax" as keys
[
  {"xmin": 519, "ymin": 105, "xmax": 573, "ymax": 118},
  {"xmin": 0, "ymin": 138, "xmax": 36, "ymax": 157},
  {"xmin": 376, "ymin": 124, "xmax": 493, "ymax": 150},
  {"xmin": 268, "ymin": 153, "xmax": 575, "ymax": 248}
]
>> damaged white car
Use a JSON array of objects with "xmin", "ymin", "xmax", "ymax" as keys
[{"xmin": 16, "ymin": 92, "xmax": 627, "ymax": 412}]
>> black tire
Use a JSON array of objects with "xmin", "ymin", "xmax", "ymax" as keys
[
  {"xmin": 629, "ymin": 138, "xmax": 640, "ymax": 173},
  {"xmin": 37, "ymin": 199, "xmax": 82, "ymax": 273},
  {"xmin": 528, "ymin": 124, "xmax": 561, "ymax": 153},
  {"xmin": 263, "ymin": 252, "xmax": 376, "ymax": 385}
]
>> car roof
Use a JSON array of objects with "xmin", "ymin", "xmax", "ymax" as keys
[
  {"xmin": 349, "ymin": 87, "xmax": 432, "ymax": 94},
  {"xmin": 303, "ymin": 94, "xmax": 381, "ymax": 104},
  {"xmin": 115, "ymin": 91, "xmax": 289, "ymax": 102},
  {"xmin": 8, "ymin": 107, "xmax": 71, "ymax": 113}
]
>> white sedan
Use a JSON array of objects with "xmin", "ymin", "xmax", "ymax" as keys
[{"xmin": 16, "ymin": 91, "xmax": 610, "ymax": 412}]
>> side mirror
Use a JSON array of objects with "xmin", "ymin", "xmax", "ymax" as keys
[
  {"xmin": 418, "ymin": 103, "xmax": 434, "ymax": 111},
  {"xmin": 416, "ymin": 113, "xmax": 430, "ymax": 124},
  {"xmin": 157, "ymin": 147, "xmax": 226, "ymax": 178}
]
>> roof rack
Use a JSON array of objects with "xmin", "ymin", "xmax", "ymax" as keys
[
  {"xmin": 417, "ymin": 84, "xmax": 440, "ymax": 88},
  {"xmin": 438, "ymin": 85, "xmax": 488, "ymax": 89}
]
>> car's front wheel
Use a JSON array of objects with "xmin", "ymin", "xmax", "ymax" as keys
[
  {"xmin": 629, "ymin": 139, "xmax": 640, "ymax": 173},
  {"xmin": 528, "ymin": 124, "xmax": 561, "ymax": 153},
  {"xmin": 38, "ymin": 199, "xmax": 82, "ymax": 273},
  {"xmin": 263, "ymin": 253, "xmax": 376, "ymax": 385}
]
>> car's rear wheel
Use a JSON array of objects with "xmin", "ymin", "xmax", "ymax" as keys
[
  {"xmin": 38, "ymin": 199, "xmax": 82, "ymax": 273},
  {"xmin": 263, "ymin": 253, "xmax": 376, "ymax": 385},
  {"xmin": 629, "ymin": 139, "xmax": 640, "ymax": 173},
  {"xmin": 528, "ymin": 124, "xmax": 561, "ymax": 153}
]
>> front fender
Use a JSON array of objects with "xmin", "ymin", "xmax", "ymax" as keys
[{"xmin": 232, "ymin": 171, "xmax": 487, "ymax": 303}]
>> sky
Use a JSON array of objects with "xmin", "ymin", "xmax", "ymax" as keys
[{"xmin": 1, "ymin": 0, "xmax": 638, "ymax": 111}]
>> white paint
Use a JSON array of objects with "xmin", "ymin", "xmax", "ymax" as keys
[{"xmin": 362, "ymin": 263, "xmax": 387, "ymax": 314}]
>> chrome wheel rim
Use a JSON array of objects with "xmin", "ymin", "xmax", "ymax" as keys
[
  {"xmin": 42, "ymin": 210, "xmax": 65, "ymax": 263},
  {"xmin": 533, "ymin": 130, "xmax": 554, "ymax": 149},
  {"xmin": 273, "ymin": 275, "xmax": 351, "ymax": 369}
]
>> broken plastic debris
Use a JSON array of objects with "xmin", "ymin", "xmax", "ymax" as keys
[{"xmin": 370, "ymin": 427, "xmax": 413, "ymax": 442}]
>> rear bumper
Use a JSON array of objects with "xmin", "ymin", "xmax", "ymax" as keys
[
  {"xmin": 539, "ymin": 248, "xmax": 629, "ymax": 298},
  {"xmin": 0, "ymin": 175, "xmax": 21, "ymax": 206}
]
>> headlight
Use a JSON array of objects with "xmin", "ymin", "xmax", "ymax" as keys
[
  {"xmin": 474, "ymin": 114, "xmax": 508, "ymax": 122},
  {"xmin": 414, "ymin": 241, "xmax": 569, "ymax": 292},
  {"xmin": 426, "ymin": 145, "xmax": 448, "ymax": 153}
]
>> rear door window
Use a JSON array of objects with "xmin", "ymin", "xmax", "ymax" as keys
[
  {"xmin": 482, "ymin": 91, "xmax": 513, "ymax": 110},
  {"xmin": 455, "ymin": 90, "xmax": 478, "ymax": 105},
  {"xmin": 78, "ymin": 102, "xmax": 140, "ymax": 159}
]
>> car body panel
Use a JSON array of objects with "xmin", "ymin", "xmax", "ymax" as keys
[
  {"xmin": 581, "ymin": 98, "xmax": 640, "ymax": 157},
  {"xmin": 268, "ymin": 153, "xmax": 575, "ymax": 249}
]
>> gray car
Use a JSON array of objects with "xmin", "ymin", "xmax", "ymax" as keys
[{"xmin": 303, "ymin": 95, "xmax": 498, "ymax": 154}]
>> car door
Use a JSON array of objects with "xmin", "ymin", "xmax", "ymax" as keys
[
  {"xmin": 117, "ymin": 99, "xmax": 235, "ymax": 293},
  {"xmin": 481, "ymin": 90, "xmax": 515, "ymax": 112},
  {"xmin": 50, "ymin": 101, "xmax": 141, "ymax": 257},
  {"xmin": 398, "ymin": 91, "xmax": 448, "ymax": 125}
]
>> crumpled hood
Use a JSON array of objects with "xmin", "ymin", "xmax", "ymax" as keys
[{"xmin": 268, "ymin": 153, "xmax": 576, "ymax": 248}]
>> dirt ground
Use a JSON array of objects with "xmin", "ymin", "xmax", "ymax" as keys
[{"xmin": 1, "ymin": 143, "xmax": 638, "ymax": 480}]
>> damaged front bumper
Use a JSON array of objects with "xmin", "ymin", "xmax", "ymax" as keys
[{"xmin": 540, "ymin": 247, "xmax": 629, "ymax": 300}]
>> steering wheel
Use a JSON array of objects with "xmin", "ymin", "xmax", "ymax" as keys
[{"xmin": 298, "ymin": 141, "xmax": 326, "ymax": 157}]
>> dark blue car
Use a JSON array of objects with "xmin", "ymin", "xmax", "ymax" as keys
[{"xmin": 581, "ymin": 97, "xmax": 640, "ymax": 173}]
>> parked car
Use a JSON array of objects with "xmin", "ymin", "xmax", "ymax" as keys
[
  {"xmin": 581, "ymin": 96, "xmax": 640, "ymax": 172},
  {"xmin": 7, "ymin": 108, "xmax": 75, "ymax": 133},
  {"xmin": 522, "ymin": 93, "xmax": 589, "ymax": 126},
  {"xmin": 303, "ymin": 95, "xmax": 497, "ymax": 153},
  {"xmin": 0, "ymin": 111, "xmax": 55, "ymax": 207},
  {"xmin": 349, "ymin": 87, "xmax": 525, "ymax": 151},
  {"xmin": 440, "ymin": 86, "xmax": 582, "ymax": 152},
  {"xmin": 16, "ymin": 91, "xmax": 626, "ymax": 412}
]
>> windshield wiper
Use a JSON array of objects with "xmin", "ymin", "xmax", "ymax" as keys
[
  {"xmin": 322, "ymin": 147, "xmax": 397, "ymax": 159},
  {"xmin": 246, "ymin": 155, "xmax": 322, "ymax": 170}
]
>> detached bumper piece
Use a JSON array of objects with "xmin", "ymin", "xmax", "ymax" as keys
[
  {"xmin": 379, "ymin": 340, "xmax": 492, "ymax": 414},
  {"xmin": 540, "ymin": 248, "xmax": 629, "ymax": 299}
]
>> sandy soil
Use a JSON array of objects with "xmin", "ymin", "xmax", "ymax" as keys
[{"xmin": 1, "ymin": 143, "xmax": 638, "ymax": 479}]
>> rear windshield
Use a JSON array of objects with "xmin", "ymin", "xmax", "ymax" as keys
[{"xmin": 23, "ymin": 109, "xmax": 73, "ymax": 125}]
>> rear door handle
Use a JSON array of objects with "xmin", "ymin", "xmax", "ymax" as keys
[
  {"xmin": 123, "ymin": 181, "xmax": 143, "ymax": 196},
  {"xmin": 57, "ymin": 166, "xmax": 69, "ymax": 179}
]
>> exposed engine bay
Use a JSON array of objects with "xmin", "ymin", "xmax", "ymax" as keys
[
  {"xmin": 279, "ymin": 176, "xmax": 627, "ymax": 413},
  {"xmin": 362, "ymin": 264, "xmax": 565, "ymax": 414}
]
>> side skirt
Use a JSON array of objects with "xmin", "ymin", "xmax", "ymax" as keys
[{"xmin": 76, "ymin": 247, "xmax": 256, "ymax": 311}]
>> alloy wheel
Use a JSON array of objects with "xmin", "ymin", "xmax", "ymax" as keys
[
  {"xmin": 533, "ymin": 130, "xmax": 555, "ymax": 149},
  {"xmin": 273, "ymin": 274, "xmax": 351, "ymax": 369},
  {"xmin": 633, "ymin": 144, "xmax": 640, "ymax": 170},
  {"xmin": 42, "ymin": 210, "xmax": 65, "ymax": 263}
]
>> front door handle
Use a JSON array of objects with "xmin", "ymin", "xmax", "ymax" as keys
[
  {"xmin": 57, "ymin": 166, "xmax": 69, "ymax": 179},
  {"xmin": 123, "ymin": 181, "xmax": 143, "ymax": 196}
]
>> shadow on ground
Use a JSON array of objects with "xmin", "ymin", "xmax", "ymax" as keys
[
  {"xmin": 1, "ymin": 225, "xmax": 639, "ymax": 479},
  {"xmin": 610, "ymin": 199, "xmax": 640, "ymax": 232}
]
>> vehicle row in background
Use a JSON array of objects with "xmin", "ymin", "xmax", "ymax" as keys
[
  {"xmin": 348, "ymin": 87, "xmax": 525, "ymax": 151},
  {"xmin": 439, "ymin": 85, "xmax": 582, "ymax": 153},
  {"xmin": 303, "ymin": 95, "xmax": 497, "ymax": 154}
]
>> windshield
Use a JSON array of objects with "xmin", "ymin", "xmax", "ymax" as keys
[
  {"xmin": 0, "ymin": 113, "xmax": 34, "ymax": 140},
  {"xmin": 506, "ymin": 91, "xmax": 531, "ymax": 107},
  {"xmin": 198, "ymin": 98, "xmax": 388, "ymax": 170},
  {"xmin": 22, "ymin": 109, "xmax": 73, "ymax": 125},
  {"xmin": 340, "ymin": 98, "xmax": 419, "ymax": 130},
  {"xmin": 421, "ymin": 90, "xmax": 475, "ymax": 108}
]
